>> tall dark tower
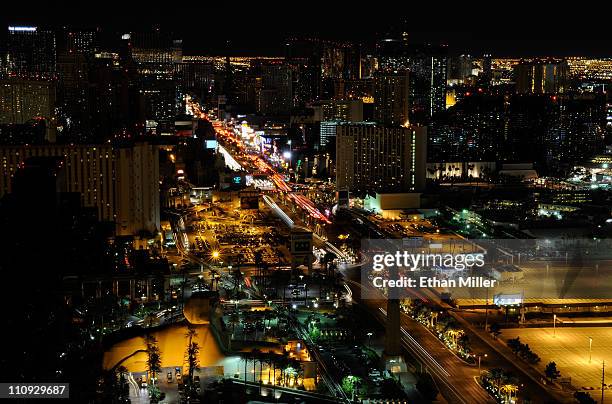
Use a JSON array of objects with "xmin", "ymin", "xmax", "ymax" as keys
[
  {"xmin": 383, "ymin": 265, "xmax": 407, "ymax": 375},
  {"xmin": 384, "ymin": 298, "xmax": 401, "ymax": 356}
]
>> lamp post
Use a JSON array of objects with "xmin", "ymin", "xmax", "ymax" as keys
[
  {"xmin": 367, "ymin": 332, "xmax": 373, "ymax": 347},
  {"xmin": 589, "ymin": 336, "xmax": 593, "ymax": 363},
  {"xmin": 553, "ymin": 314, "xmax": 557, "ymax": 337},
  {"xmin": 478, "ymin": 353, "xmax": 487, "ymax": 375}
]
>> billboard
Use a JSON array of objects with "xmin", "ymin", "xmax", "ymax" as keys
[{"xmin": 493, "ymin": 293, "xmax": 523, "ymax": 306}]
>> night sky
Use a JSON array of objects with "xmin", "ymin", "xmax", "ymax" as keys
[{"xmin": 3, "ymin": 4, "xmax": 612, "ymax": 57}]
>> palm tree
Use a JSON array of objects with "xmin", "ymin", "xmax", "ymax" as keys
[
  {"xmin": 446, "ymin": 328, "xmax": 464, "ymax": 349},
  {"xmin": 243, "ymin": 351, "xmax": 250, "ymax": 386},
  {"xmin": 291, "ymin": 359, "xmax": 302, "ymax": 387},
  {"xmin": 229, "ymin": 312, "xmax": 240, "ymax": 338},
  {"xmin": 277, "ymin": 351, "xmax": 290, "ymax": 386},
  {"xmin": 254, "ymin": 250, "xmax": 263, "ymax": 282},
  {"xmin": 500, "ymin": 383, "xmax": 518, "ymax": 403},
  {"xmin": 144, "ymin": 334, "xmax": 162, "ymax": 402},
  {"xmin": 488, "ymin": 368, "xmax": 505, "ymax": 391},
  {"xmin": 101, "ymin": 365, "xmax": 129, "ymax": 401},
  {"xmin": 116, "ymin": 365, "xmax": 129, "ymax": 400},
  {"xmin": 266, "ymin": 351, "xmax": 275, "ymax": 386},
  {"xmin": 258, "ymin": 350, "xmax": 265, "ymax": 395},
  {"xmin": 251, "ymin": 348, "xmax": 261, "ymax": 384},
  {"xmin": 323, "ymin": 252, "xmax": 336, "ymax": 278},
  {"xmin": 144, "ymin": 334, "xmax": 161, "ymax": 384},
  {"xmin": 185, "ymin": 324, "xmax": 200, "ymax": 384},
  {"xmin": 231, "ymin": 267, "xmax": 244, "ymax": 299}
]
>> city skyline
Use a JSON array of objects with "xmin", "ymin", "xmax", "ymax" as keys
[
  {"xmin": 2, "ymin": 11, "xmax": 612, "ymax": 57},
  {"xmin": 3, "ymin": 16, "xmax": 612, "ymax": 404}
]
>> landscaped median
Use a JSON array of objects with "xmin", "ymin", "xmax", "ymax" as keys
[
  {"xmin": 400, "ymin": 299, "xmax": 475, "ymax": 363},
  {"xmin": 478, "ymin": 368, "xmax": 520, "ymax": 404}
]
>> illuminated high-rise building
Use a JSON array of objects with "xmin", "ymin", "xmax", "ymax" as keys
[
  {"xmin": 316, "ymin": 99, "xmax": 364, "ymax": 122},
  {"xmin": 376, "ymin": 37, "xmax": 447, "ymax": 124},
  {"xmin": 0, "ymin": 141, "xmax": 160, "ymax": 236},
  {"xmin": 514, "ymin": 59, "xmax": 568, "ymax": 94},
  {"xmin": 125, "ymin": 30, "xmax": 182, "ymax": 129},
  {"xmin": 409, "ymin": 44, "xmax": 447, "ymax": 123},
  {"xmin": 336, "ymin": 123, "xmax": 427, "ymax": 194},
  {"xmin": 257, "ymin": 63, "xmax": 292, "ymax": 115},
  {"xmin": 314, "ymin": 99, "xmax": 364, "ymax": 148},
  {"xmin": 448, "ymin": 54, "xmax": 474, "ymax": 84},
  {"xmin": 57, "ymin": 51, "xmax": 90, "ymax": 140},
  {"xmin": 64, "ymin": 30, "xmax": 97, "ymax": 55},
  {"xmin": 0, "ymin": 78, "xmax": 57, "ymax": 141},
  {"xmin": 115, "ymin": 141, "xmax": 160, "ymax": 235},
  {"xmin": 177, "ymin": 57, "xmax": 215, "ymax": 104},
  {"xmin": 0, "ymin": 78, "xmax": 56, "ymax": 124},
  {"xmin": 5, "ymin": 26, "xmax": 56, "ymax": 79},
  {"xmin": 374, "ymin": 71, "xmax": 410, "ymax": 126}
]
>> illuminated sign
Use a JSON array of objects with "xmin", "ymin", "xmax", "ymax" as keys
[
  {"xmin": 205, "ymin": 140, "xmax": 217, "ymax": 149},
  {"xmin": 9, "ymin": 26, "xmax": 37, "ymax": 32},
  {"xmin": 493, "ymin": 293, "xmax": 523, "ymax": 306}
]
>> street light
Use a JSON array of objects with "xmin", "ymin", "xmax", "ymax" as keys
[
  {"xmin": 589, "ymin": 336, "xmax": 593, "ymax": 363},
  {"xmin": 553, "ymin": 314, "xmax": 557, "ymax": 337},
  {"xmin": 478, "ymin": 353, "xmax": 488, "ymax": 375},
  {"xmin": 367, "ymin": 332, "xmax": 373, "ymax": 347}
]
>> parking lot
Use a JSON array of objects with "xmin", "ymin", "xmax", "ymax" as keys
[
  {"xmin": 501, "ymin": 327, "xmax": 612, "ymax": 401},
  {"xmin": 186, "ymin": 206, "xmax": 291, "ymax": 266}
]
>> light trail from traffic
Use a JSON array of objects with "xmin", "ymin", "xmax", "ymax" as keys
[
  {"xmin": 218, "ymin": 145, "xmax": 243, "ymax": 171},
  {"xmin": 209, "ymin": 115, "xmax": 331, "ymax": 224}
]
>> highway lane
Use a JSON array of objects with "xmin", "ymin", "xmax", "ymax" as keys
[
  {"xmin": 346, "ymin": 279, "xmax": 493, "ymax": 404},
  {"xmin": 416, "ymin": 285, "xmax": 586, "ymax": 402},
  {"xmin": 262, "ymin": 193, "xmax": 350, "ymax": 262},
  {"xmin": 343, "ymin": 207, "xmax": 574, "ymax": 402},
  {"xmin": 212, "ymin": 120, "xmax": 331, "ymax": 225}
]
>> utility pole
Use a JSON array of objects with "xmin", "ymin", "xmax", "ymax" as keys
[
  {"xmin": 602, "ymin": 360, "xmax": 605, "ymax": 404},
  {"xmin": 484, "ymin": 286, "xmax": 489, "ymax": 332}
]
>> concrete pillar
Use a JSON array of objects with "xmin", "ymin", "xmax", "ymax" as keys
[{"xmin": 384, "ymin": 298, "xmax": 401, "ymax": 357}]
